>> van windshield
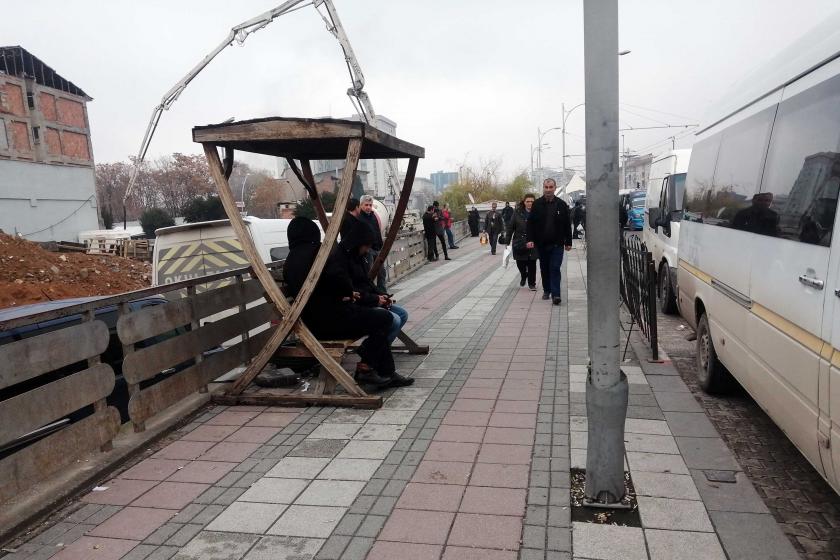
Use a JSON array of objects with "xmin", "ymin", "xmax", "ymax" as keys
[{"xmin": 631, "ymin": 197, "xmax": 645, "ymax": 208}]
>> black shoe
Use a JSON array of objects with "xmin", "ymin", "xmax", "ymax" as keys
[
  {"xmin": 444, "ymin": 257, "xmax": 452, "ymax": 260},
  {"xmin": 529, "ymin": 285, "xmax": 537, "ymax": 291},
  {"xmin": 450, "ymin": 245, "xmax": 459, "ymax": 249},
  {"xmin": 355, "ymin": 370, "xmax": 391, "ymax": 387},
  {"xmin": 542, "ymin": 293, "xmax": 550, "ymax": 300},
  {"xmin": 520, "ymin": 277, "xmax": 526, "ymax": 287},
  {"xmin": 491, "ymin": 251, "xmax": 496, "ymax": 255},
  {"xmin": 387, "ymin": 373, "xmax": 415, "ymax": 387},
  {"xmin": 553, "ymin": 297, "xmax": 562, "ymax": 305}
]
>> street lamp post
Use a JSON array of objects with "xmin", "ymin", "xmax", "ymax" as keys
[
  {"xmin": 240, "ymin": 172, "xmax": 251, "ymax": 215},
  {"xmin": 583, "ymin": 0, "xmax": 628, "ymax": 506},
  {"xmin": 560, "ymin": 102, "xmax": 585, "ymax": 196}
]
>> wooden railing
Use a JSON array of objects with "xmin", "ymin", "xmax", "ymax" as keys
[{"xmin": 0, "ymin": 225, "xmax": 455, "ymax": 497}]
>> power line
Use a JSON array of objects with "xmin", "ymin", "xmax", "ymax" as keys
[
  {"xmin": 619, "ymin": 102, "xmax": 698, "ymax": 122},
  {"xmin": 21, "ymin": 195, "xmax": 96, "ymax": 236}
]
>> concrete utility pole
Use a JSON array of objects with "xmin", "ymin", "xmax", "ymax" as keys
[{"xmin": 583, "ymin": 0, "xmax": 629, "ymax": 505}]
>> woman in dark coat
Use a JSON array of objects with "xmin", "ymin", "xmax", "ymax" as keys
[{"xmin": 506, "ymin": 193, "xmax": 539, "ymax": 290}]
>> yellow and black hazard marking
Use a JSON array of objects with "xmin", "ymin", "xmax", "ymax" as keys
[{"xmin": 157, "ymin": 239, "xmax": 250, "ymax": 285}]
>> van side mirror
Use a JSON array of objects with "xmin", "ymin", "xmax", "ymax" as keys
[{"xmin": 648, "ymin": 207, "xmax": 660, "ymax": 229}]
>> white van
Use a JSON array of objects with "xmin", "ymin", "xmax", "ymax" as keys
[
  {"xmin": 677, "ymin": 14, "xmax": 840, "ymax": 494},
  {"xmin": 643, "ymin": 149, "xmax": 691, "ymax": 314},
  {"xmin": 152, "ymin": 217, "xmax": 316, "ymax": 287}
]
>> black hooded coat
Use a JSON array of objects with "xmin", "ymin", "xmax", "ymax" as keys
[{"xmin": 283, "ymin": 216, "xmax": 395, "ymax": 375}]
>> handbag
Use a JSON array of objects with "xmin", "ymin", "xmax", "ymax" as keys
[{"xmin": 479, "ymin": 232, "xmax": 489, "ymax": 245}]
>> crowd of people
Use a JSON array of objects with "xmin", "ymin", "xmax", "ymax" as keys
[{"xmin": 282, "ymin": 183, "xmax": 575, "ymax": 392}]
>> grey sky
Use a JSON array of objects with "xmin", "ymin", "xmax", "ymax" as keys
[{"xmin": 4, "ymin": 1, "xmax": 838, "ymax": 180}]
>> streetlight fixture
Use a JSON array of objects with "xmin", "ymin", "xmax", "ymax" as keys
[
  {"xmin": 618, "ymin": 49, "xmax": 631, "ymax": 56},
  {"xmin": 240, "ymin": 172, "xmax": 251, "ymax": 215}
]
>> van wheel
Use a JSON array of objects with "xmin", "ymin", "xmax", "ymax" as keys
[
  {"xmin": 696, "ymin": 314, "xmax": 730, "ymax": 393},
  {"xmin": 658, "ymin": 267, "xmax": 677, "ymax": 315}
]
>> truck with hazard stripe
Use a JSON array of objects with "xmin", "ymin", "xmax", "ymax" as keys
[{"xmin": 152, "ymin": 217, "xmax": 320, "ymax": 288}]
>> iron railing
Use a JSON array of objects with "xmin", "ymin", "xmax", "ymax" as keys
[{"xmin": 619, "ymin": 234, "xmax": 658, "ymax": 360}]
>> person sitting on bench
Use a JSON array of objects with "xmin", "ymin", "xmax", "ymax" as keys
[{"xmin": 283, "ymin": 217, "xmax": 409, "ymax": 388}]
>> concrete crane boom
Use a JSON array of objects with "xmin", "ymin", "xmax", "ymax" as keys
[{"xmin": 123, "ymin": 0, "xmax": 398, "ymax": 216}]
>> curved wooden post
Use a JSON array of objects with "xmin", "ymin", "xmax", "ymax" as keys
[{"xmin": 286, "ymin": 158, "xmax": 329, "ymax": 230}]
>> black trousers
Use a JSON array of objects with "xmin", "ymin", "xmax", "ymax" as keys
[
  {"xmin": 516, "ymin": 259, "xmax": 537, "ymax": 286},
  {"xmin": 488, "ymin": 231, "xmax": 499, "ymax": 254},
  {"xmin": 436, "ymin": 234, "xmax": 449, "ymax": 259},
  {"xmin": 425, "ymin": 234, "xmax": 437, "ymax": 260},
  {"xmin": 306, "ymin": 305, "xmax": 395, "ymax": 376}
]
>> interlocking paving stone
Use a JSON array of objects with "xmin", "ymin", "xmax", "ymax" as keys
[
  {"xmin": 132, "ymin": 482, "xmax": 210, "ymax": 509},
  {"xmin": 238, "ymin": 477, "xmax": 309, "ymax": 504},
  {"xmin": 81, "ymin": 479, "xmax": 158, "ymax": 506},
  {"xmin": 709, "ymin": 511, "xmax": 802, "ymax": 560},
  {"xmin": 87, "ymin": 506, "xmax": 177, "ymax": 540},
  {"xmin": 268, "ymin": 505, "xmax": 347, "ymax": 538},
  {"xmin": 295, "ymin": 480, "xmax": 366, "ymax": 507},
  {"xmin": 205, "ymin": 502, "xmax": 287, "ymax": 533},
  {"xmin": 688, "ymin": 469, "xmax": 770, "ymax": 514},
  {"xmin": 317, "ymin": 458, "xmax": 381, "ymax": 481},
  {"xmin": 367, "ymin": 541, "xmax": 442, "ymax": 559},
  {"xmin": 395, "ymin": 482, "xmax": 465, "ymax": 512},
  {"xmin": 572, "ymin": 522, "xmax": 647, "ymax": 560},
  {"xmin": 266, "ymin": 456, "xmax": 331, "ymax": 478},
  {"xmin": 644, "ymin": 529, "xmax": 726, "ymax": 560},
  {"xmin": 243, "ymin": 536, "xmax": 323, "ymax": 560},
  {"xmin": 447, "ymin": 513, "xmax": 522, "ymax": 550},
  {"xmin": 335, "ymin": 440, "xmax": 394, "ymax": 460},
  {"xmin": 631, "ymin": 471, "xmax": 702, "ymax": 500},
  {"xmin": 626, "ymin": 451, "xmax": 690, "ymax": 474},
  {"xmin": 637, "ymin": 496, "xmax": 714, "ymax": 532},
  {"xmin": 171, "ymin": 531, "xmax": 257, "ymax": 560},
  {"xmin": 378, "ymin": 508, "xmax": 455, "ymax": 545},
  {"xmin": 49, "ymin": 536, "xmax": 139, "ymax": 560},
  {"xmin": 675, "ymin": 436, "xmax": 742, "ymax": 471}
]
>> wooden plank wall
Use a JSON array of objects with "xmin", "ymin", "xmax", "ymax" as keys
[{"xmin": 0, "ymin": 317, "xmax": 119, "ymax": 502}]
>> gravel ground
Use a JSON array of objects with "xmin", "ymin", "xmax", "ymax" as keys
[{"xmin": 655, "ymin": 308, "xmax": 840, "ymax": 559}]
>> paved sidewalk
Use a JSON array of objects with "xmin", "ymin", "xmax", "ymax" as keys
[{"xmin": 2, "ymin": 237, "xmax": 801, "ymax": 560}]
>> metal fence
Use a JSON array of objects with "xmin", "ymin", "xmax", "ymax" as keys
[{"xmin": 619, "ymin": 234, "xmax": 658, "ymax": 360}]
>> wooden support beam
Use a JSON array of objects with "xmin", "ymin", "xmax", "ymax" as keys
[
  {"xmin": 369, "ymin": 157, "xmax": 418, "ymax": 280},
  {"xmin": 301, "ymin": 160, "xmax": 330, "ymax": 230},
  {"xmin": 286, "ymin": 158, "xmax": 329, "ymax": 230},
  {"xmin": 203, "ymin": 142, "xmax": 367, "ymax": 399}
]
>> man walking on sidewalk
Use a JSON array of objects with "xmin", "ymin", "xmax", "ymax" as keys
[
  {"xmin": 527, "ymin": 178, "xmax": 573, "ymax": 305},
  {"xmin": 484, "ymin": 202, "xmax": 504, "ymax": 255}
]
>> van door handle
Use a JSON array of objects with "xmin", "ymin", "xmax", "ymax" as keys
[{"xmin": 799, "ymin": 275, "xmax": 824, "ymax": 290}]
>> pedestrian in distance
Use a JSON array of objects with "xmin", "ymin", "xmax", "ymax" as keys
[
  {"xmin": 526, "ymin": 179, "xmax": 573, "ymax": 305},
  {"xmin": 359, "ymin": 195, "xmax": 387, "ymax": 291},
  {"xmin": 572, "ymin": 199, "xmax": 585, "ymax": 239},
  {"xmin": 484, "ymin": 202, "xmax": 504, "ymax": 255},
  {"xmin": 422, "ymin": 205, "xmax": 438, "ymax": 262},
  {"xmin": 442, "ymin": 203, "xmax": 459, "ymax": 249},
  {"xmin": 468, "ymin": 207, "xmax": 481, "ymax": 237},
  {"xmin": 432, "ymin": 201, "xmax": 451, "ymax": 260},
  {"xmin": 501, "ymin": 200, "xmax": 514, "ymax": 225},
  {"xmin": 506, "ymin": 193, "xmax": 538, "ymax": 291}
]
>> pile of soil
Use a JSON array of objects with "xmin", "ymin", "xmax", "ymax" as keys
[{"xmin": 0, "ymin": 233, "xmax": 152, "ymax": 308}]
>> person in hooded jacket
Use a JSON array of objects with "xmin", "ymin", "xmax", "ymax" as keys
[{"xmin": 283, "ymin": 217, "xmax": 400, "ymax": 388}]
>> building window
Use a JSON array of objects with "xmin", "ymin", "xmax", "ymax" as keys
[
  {"xmin": 26, "ymin": 91, "xmax": 35, "ymax": 110},
  {"xmin": 32, "ymin": 125, "xmax": 40, "ymax": 144}
]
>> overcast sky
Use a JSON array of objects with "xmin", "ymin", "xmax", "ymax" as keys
[{"xmin": 4, "ymin": 0, "xmax": 838, "ymax": 180}]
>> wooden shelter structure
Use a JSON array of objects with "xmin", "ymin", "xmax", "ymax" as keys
[{"xmin": 193, "ymin": 117, "xmax": 424, "ymax": 408}]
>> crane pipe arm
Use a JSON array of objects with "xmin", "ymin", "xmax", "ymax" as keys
[{"xmin": 123, "ymin": 0, "xmax": 313, "ymax": 204}]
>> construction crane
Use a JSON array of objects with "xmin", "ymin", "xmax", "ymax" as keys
[{"xmin": 122, "ymin": 0, "xmax": 399, "ymax": 224}]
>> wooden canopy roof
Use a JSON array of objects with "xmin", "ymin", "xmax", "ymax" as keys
[{"xmin": 192, "ymin": 117, "xmax": 424, "ymax": 160}]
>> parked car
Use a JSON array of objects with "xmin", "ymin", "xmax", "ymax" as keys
[
  {"xmin": 643, "ymin": 149, "xmax": 691, "ymax": 314},
  {"xmin": 623, "ymin": 190, "xmax": 646, "ymax": 230},
  {"xmin": 677, "ymin": 12, "xmax": 840, "ymax": 494}
]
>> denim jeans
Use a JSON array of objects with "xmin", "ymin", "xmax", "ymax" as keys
[
  {"xmin": 387, "ymin": 304, "xmax": 408, "ymax": 344},
  {"xmin": 537, "ymin": 245, "xmax": 565, "ymax": 297},
  {"xmin": 445, "ymin": 227, "xmax": 455, "ymax": 247}
]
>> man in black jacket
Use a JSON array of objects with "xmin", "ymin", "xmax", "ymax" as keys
[
  {"xmin": 422, "ymin": 205, "xmax": 438, "ymax": 261},
  {"xmin": 359, "ymin": 195, "xmax": 387, "ymax": 291},
  {"xmin": 283, "ymin": 217, "xmax": 398, "ymax": 388},
  {"xmin": 526, "ymin": 179, "xmax": 573, "ymax": 305},
  {"xmin": 484, "ymin": 202, "xmax": 504, "ymax": 255}
]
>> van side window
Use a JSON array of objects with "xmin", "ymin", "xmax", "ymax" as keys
[
  {"xmin": 670, "ymin": 174, "xmax": 686, "ymax": 220},
  {"xmin": 759, "ymin": 74, "xmax": 840, "ymax": 246},
  {"xmin": 684, "ymin": 136, "xmax": 722, "ymax": 222},
  {"xmin": 685, "ymin": 108, "xmax": 775, "ymax": 227}
]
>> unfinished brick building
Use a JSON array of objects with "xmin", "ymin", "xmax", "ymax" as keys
[{"xmin": 0, "ymin": 46, "xmax": 99, "ymax": 241}]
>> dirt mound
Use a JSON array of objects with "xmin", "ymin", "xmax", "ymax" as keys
[{"xmin": 0, "ymin": 233, "xmax": 151, "ymax": 308}]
